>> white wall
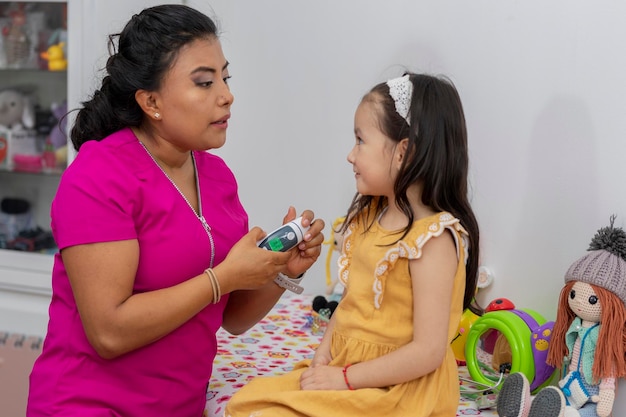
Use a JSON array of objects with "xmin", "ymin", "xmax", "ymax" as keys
[
  {"xmin": 190, "ymin": 0, "xmax": 626, "ymax": 312},
  {"xmin": 186, "ymin": 0, "xmax": 626, "ymax": 411}
]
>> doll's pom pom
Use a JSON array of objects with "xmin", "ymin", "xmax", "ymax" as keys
[{"xmin": 588, "ymin": 214, "xmax": 626, "ymax": 262}]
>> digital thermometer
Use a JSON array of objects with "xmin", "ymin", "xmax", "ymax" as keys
[{"xmin": 257, "ymin": 216, "xmax": 309, "ymax": 252}]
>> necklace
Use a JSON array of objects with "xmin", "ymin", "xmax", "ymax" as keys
[{"xmin": 139, "ymin": 141, "xmax": 215, "ymax": 268}]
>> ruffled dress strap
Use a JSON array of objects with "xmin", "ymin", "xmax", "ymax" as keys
[{"xmin": 337, "ymin": 211, "xmax": 468, "ymax": 309}]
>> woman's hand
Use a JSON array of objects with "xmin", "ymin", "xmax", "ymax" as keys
[
  {"xmin": 281, "ymin": 207, "xmax": 325, "ymax": 277},
  {"xmin": 219, "ymin": 207, "xmax": 324, "ymax": 334},
  {"xmin": 215, "ymin": 227, "xmax": 292, "ymax": 294},
  {"xmin": 215, "ymin": 207, "xmax": 324, "ymax": 294}
]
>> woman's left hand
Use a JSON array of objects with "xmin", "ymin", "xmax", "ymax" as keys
[{"xmin": 281, "ymin": 207, "xmax": 325, "ymax": 277}]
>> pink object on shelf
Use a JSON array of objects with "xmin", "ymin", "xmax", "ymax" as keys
[{"xmin": 12, "ymin": 154, "xmax": 43, "ymax": 173}]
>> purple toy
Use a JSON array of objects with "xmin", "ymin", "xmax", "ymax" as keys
[{"xmin": 49, "ymin": 101, "xmax": 67, "ymax": 149}]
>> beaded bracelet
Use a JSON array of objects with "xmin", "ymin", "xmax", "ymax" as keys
[
  {"xmin": 342, "ymin": 364, "xmax": 355, "ymax": 390},
  {"xmin": 204, "ymin": 268, "xmax": 221, "ymax": 304}
]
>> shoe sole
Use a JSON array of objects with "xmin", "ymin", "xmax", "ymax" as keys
[
  {"xmin": 496, "ymin": 373, "xmax": 530, "ymax": 417},
  {"xmin": 528, "ymin": 386, "xmax": 565, "ymax": 417}
]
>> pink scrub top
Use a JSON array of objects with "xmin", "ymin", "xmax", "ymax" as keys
[{"xmin": 27, "ymin": 128, "xmax": 248, "ymax": 417}]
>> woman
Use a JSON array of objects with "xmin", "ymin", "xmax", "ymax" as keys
[{"xmin": 27, "ymin": 5, "xmax": 324, "ymax": 416}]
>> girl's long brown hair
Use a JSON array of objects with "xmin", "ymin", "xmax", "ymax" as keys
[
  {"xmin": 547, "ymin": 281, "xmax": 626, "ymax": 381},
  {"xmin": 341, "ymin": 73, "xmax": 480, "ymax": 315}
]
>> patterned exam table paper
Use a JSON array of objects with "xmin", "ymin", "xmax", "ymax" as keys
[{"xmin": 205, "ymin": 294, "xmax": 499, "ymax": 417}]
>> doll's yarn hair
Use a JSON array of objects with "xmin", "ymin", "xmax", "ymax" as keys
[{"xmin": 547, "ymin": 280, "xmax": 626, "ymax": 381}]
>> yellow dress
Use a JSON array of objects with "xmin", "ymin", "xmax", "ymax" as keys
[{"xmin": 225, "ymin": 211, "xmax": 468, "ymax": 417}]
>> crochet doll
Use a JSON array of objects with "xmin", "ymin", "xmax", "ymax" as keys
[{"xmin": 496, "ymin": 216, "xmax": 626, "ymax": 417}]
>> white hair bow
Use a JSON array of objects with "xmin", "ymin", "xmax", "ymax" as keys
[{"xmin": 386, "ymin": 74, "xmax": 413, "ymax": 125}]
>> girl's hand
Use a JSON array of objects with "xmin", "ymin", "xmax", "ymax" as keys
[
  {"xmin": 300, "ymin": 365, "xmax": 347, "ymax": 391},
  {"xmin": 310, "ymin": 353, "xmax": 332, "ymax": 368},
  {"xmin": 281, "ymin": 207, "xmax": 325, "ymax": 277}
]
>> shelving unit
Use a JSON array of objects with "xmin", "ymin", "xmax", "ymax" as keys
[
  {"xmin": 0, "ymin": 0, "xmax": 68, "ymax": 334},
  {"xmin": 0, "ymin": 0, "xmax": 181, "ymax": 336}
]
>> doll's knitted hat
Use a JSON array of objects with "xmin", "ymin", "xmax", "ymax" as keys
[{"xmin": 564, "ymin": 215, "xmax": 626, "ymax": 306}]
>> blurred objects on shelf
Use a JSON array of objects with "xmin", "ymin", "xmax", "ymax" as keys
[
  {"xmin": 3, "ymin": 4, "xmax": 30, "ymax": 68},
  {"xmin": 40, "ymin": 41, "xmax": 66, "ymax": 71},
  {"xmin": 0, "ymin": 197, "xmax": 34, "ymax": 243},
  {"xmin": 0, "ymin": 88, "xmax": 35, "ymax": 130},
  {"xmin": 0, "ymin": 2, "xmax": 67, "ymax": 70},
  {"xmin": 6, "ymin": 226, "xmax": 56, "ymax": 252}
]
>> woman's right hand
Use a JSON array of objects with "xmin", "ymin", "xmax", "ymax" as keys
[{"xmin": 214, "ymin": 227, "xmax": 292, "ymax": 294}]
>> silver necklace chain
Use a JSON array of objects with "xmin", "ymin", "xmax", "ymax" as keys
[{"xmin": 139, "ymin": 141, "xmax": 215, "ymax": 268}]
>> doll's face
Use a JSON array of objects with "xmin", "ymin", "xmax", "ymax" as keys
[{"xmin": 568, "ymin": 281, "xmax": 601, "ymax": 323}]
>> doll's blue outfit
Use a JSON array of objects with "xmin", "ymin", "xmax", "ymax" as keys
[{"xmin": 560, "ymin": 318, "xmax": 600, "ymax": 417}]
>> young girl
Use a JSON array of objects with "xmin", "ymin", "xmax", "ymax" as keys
[{"xmin": 225, "ymin": 72, "xmax": 481, "ymax": 417}]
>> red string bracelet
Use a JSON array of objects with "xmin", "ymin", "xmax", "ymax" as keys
[{"xmin": 342, "ymin": 364, "xmax": 355, "ymax": 390}]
